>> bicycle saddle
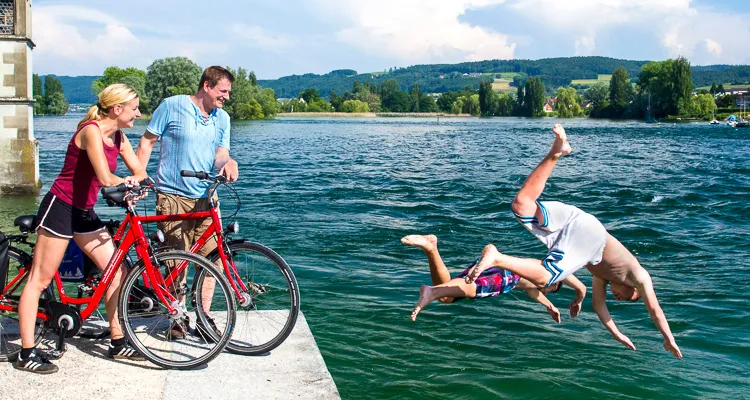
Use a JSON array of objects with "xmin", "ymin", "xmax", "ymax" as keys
[{"xmin": 14, "ymin": 215, "xmax": 37, "ymax": 233}]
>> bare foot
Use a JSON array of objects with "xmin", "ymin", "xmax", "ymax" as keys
[
  {"xmin": 401, "ymin": 234, "xmax": 437, "ymax": 252},
  {"xmin": 550, "ymin": 124, "xmax": 571, "ymax": 157},
  {"xmin": 464, "ymin": 244, "xmax": 502, "ymax": 284},
  {"xmin": 410, "ymin": 285, "xmax": 437, "ymax": 321}
]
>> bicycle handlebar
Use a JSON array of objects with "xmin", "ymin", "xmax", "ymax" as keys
[
  {"xmin": 180, "ymin": 170, "xmax": 226, "ymax": 183},
  {"xmin": 101, "ymin": 183, "xmax": 129, "ymax": 194}
]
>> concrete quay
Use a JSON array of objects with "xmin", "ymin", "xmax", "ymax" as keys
[{"xmin": 0, "ymin": 312, "xmax": 340, "ymax": 400}]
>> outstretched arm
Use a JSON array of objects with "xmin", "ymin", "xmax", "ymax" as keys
[
  {"xmin": 633, "ymin": 270, "xmax": 683, "ymax": 358},
  {"xmin": 561, "ymin": 275, "xmax": 586, "ymax": 317},
  {"xmin": 592, "ymin": 277, "xmax": 636, "ymax": 350},
  {"xmin": 524, "ymin": 288, "xmax": 561, "ymax": 323}
]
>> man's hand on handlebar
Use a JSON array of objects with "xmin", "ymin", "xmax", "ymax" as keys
[{"xmin": 218, "ymin": 159, "xmax": 239, "ymax": 182}]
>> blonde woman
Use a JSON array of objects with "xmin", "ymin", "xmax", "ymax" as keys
[{"xmin": 16, "ymin": 84, "xmax": 148, "ymax": 374}]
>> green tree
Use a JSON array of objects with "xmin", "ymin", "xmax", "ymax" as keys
[
  {"xmin": 584, "ymin": 82, "xmax": 609, "ymax": 109},
  {"xmin": 330, "ymin": 90, "xmax": 343, "ymax": 111},
  {"xmin": 609, "ymin": 66, "xmax": 633, "ymax": 110},
  {"xmin": 673, "ymin": 56, "xmax": 694, "ymax": 116},
  {"xmin": 299, "ymin": 88, "xmax": 321, "ymax": 103},
  {"xmin": 340, "ymin": 99, "xmax": 370, "ymax": 113},
  {"xmin": 524, "ymin": 77, "xmax": 545, "ymax": 117},
  {"xmin": 479, "ymin": 80, "xmax": 497, "ymax": 116},
  {"xmin": 32, "ymin": 74, "xmax": 44, "ymax": 115},
  {"xmin": 36, "ymin": 76, "xmax": 68, "ymax": 115},
  {"xmin": 437, "ymin": 91, "xmax": 458, "ymax": 113},
  {"xmin": 409, "ymin": 84, "xmax": 422, "ymax": 112},
  {"xmin": 463, "ymin": 94, "xmax": 480, "ymax": 116},
  {"xmin": 145, "ymin": 57, "xmax": 202, "ymax": 113},
  {"xmin": 33, "ymin": 74, "xmax": 42, "ymax": 97},
  {"xmin": 44, "ymin": 75, "xmax": 64, "ymax": 96},
  {"xmin": 451, "ymin": 98, "xmax": 465, "ymax": 114},
  {"xmin": 380, "ymin": 79, "xmax": 401, "ymax": 111},
  {"xmin": 717, "ymin": 83, "xmax": 725, "ymax": 94},
  {"xmin": 494, "ymin": 93, "xmax": 514, "ymax": 116},
  {"xmin": 637, "ymin": 57, "xmax": 694, "ymax": 118},
  {"xmin": 223, "ymin": 67, "xmax": 280, "ymax": 120},
  {"xmin": 43, "ymin": 92, "xmax": 69, "ymax": 115},
  {"xmin": 692, "ymin": 93, "xmax": 717, "ymax": 120},
  {"xmin": 92, "ymin": 66, "xmax": 149, "ymax": 110},
  {"xmin": 555, "ymin": 87, "xmax": 583, "ymax": 118}
]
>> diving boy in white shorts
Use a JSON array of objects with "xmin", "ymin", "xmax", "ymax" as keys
[{"xmin": 465, "ymin": 124, "xmax": 682, "ymax": 358}]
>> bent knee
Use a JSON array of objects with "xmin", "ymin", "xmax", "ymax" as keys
[{"xmin": 438, "ymin": 297, "xmax": 456, "ymax": 304}]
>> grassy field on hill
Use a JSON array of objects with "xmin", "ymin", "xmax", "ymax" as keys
[{"xmin": 571, "ymin": 74, "xmax": 612, "ymax": 86}]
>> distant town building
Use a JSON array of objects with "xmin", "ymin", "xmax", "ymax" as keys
[{"xmin": 0, "ymin": 0, "xmax": 37, "ymax": 194}]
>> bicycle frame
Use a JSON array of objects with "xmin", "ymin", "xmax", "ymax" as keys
[
  {"xmin": 148, "ymin": 199, "xmax": 249, "ymax": 299},
  {"xmin": 0, "ymin": 209, "xmax": 185, "ymax": 322}
]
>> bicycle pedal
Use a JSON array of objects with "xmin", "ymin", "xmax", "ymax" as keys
[{"xmin": 46, "ymin": 347, "xmax": 66, "ymax": 360}]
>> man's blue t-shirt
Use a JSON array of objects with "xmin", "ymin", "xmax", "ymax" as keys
[{"xmin": 146, "ymin": 95, "xmax": 231, "ymax": 198}]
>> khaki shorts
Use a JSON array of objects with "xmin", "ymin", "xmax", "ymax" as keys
[{"xmin": 155, "ymin": 192, "xmax": 219, "ymax": 258}]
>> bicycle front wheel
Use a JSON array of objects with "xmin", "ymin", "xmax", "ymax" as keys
[
  {"xmin": 118, "ymin": 250, "xmax": 236, "ymax": 369},
  {"xmin": 208, "ymin": 241, "xmax": 299, "ymax": 355},
  {"xmin": 0, "ymin": 248, "xmax": 49, "ymax": 361}
]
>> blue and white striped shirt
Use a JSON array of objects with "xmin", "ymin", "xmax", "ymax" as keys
[{"xmin": 147, "ymin": 95, "xmax": 231, "ymax": 198}]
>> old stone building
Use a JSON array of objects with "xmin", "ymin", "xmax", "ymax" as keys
[{"xmin": 0, "ymin": 0, "xmax": 36, "ymax": 194}]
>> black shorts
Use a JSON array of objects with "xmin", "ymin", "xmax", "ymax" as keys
[{"xmin": 35, "ymin": 192, "xmax": 104, "ymax": 238}]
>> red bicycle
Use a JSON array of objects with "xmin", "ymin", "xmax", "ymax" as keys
[
  {"xmin": 153, "ymin": 170, "xmax": 299, "ymax": 355},
  {"xmin": 0, "ymin": 182, "xmax": 236, "ymax": 369}
]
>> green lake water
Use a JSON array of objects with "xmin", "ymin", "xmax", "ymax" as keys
[{"xmin": 2, "ymin": 116, "xmax": 748, "ymax": 399}]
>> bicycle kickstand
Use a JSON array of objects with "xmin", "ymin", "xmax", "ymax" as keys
[{"xmin": 47, "ymin": 320, "xmax": 70, "ymax": 360}]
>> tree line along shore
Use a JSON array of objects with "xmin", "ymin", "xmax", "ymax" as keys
[{"xmin": 36, "ymin": 56, "xmax": 749, "ymax": 122}]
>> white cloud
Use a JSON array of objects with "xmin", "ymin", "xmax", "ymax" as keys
[
  {"xmin": 231, "ymin": 24, "xmax": 296, "ymax": 51},
  {"xmin": 704, "ymin": 39, "xmax": 722, "ymax": 57},
  {"xmin": 33, "ymin": 5, "xmax": 139, "ymax": 62},
  {"xmin": 504, "ymin": 0, "xmax": 749, "ymax": 64},
  {"xmin": 309, "ymin": 0, "xmax": 515, "ymax": 63},
  {"xmin": 574, "ymin": 35, "xmax": 595, "ymax": 56}
]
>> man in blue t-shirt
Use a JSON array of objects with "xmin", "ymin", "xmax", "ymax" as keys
[{"xmin": 137, "ymin": 66, "xmax": 238, "ymax": 338}]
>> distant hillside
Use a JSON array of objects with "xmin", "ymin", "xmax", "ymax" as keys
[
  {"xmin": 40, "ymin": 75, "xmax": 98, "ymax": 104},
  {"xmin": 260, "ymin": 56, "xmax": 656, "ymax": 98},
  {"xmin": 48, "ymin": 57, "xmax": 750, "ymax": 102}
]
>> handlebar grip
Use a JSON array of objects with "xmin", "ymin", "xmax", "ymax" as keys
[
  {"xmin": 180, "ymin": 170, "xmax": 209, "ymax": 180},
  {"xmin": 139, "ymin": 176, "xmax": 155, "ymax": 187},
  {"xmin": 101, "ymin": 183, "xmax": 129, "ymax": 194}
]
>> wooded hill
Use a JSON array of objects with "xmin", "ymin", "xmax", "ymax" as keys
[
  {"xmin": 49, "ymin": 56, "xmax": 750, "ymax": 104},
  {"xmin": 258, "ymin": 57, "xmax": 750, "ymax": 98}
]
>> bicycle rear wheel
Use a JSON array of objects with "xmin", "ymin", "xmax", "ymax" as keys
[
  {"xmin": 118, "ymin": 250, "xmax": 235, "ymax": 369},
  {"xmin": 207, "ymin": 241, "xmax": 299, "ymax": 355},
  {"xmin": 0, "ymin": 248, "xmax": 49, "ymax": 361}
]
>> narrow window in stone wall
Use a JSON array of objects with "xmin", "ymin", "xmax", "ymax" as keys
[{"xmin": 0, "ymin": 0, "xmax": 13, "ymax": 35}]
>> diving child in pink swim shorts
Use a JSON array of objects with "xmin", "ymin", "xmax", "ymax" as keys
[{"xmin": 402, "ymin": 234, "xmax": 586, "ymax": 323}]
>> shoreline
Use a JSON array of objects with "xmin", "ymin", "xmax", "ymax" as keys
[{"xmin": 277, "ymin": 112, "xmax": 472, "ymax": 118}]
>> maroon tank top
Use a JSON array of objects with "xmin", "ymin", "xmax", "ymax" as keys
[{"xmin": 49, "ymin": 121, "xmax": 122, "ymax": 209}]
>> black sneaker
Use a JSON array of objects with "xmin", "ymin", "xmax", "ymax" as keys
[
  {"xmin": 15, "ymin": 348, "xmax": 59, "ymax": 374},
  {"xmin": 108, "ymin": 342, "xmax": 146, "ymax": 361},
  {"xmin": 166, "ymin": 317, "xmax": 190, "ymax": 341},
  {"xmin": 196, "ymin": 316, "xmax": 222, "ymax": 342}
]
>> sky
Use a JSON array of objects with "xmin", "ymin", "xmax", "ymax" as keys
[{"xmin": 32, "ymin": 0, "xmax": 750, "ymax": 78}]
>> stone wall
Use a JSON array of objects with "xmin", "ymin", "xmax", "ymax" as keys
[{"xmin": 0, "ymin": 0, "xmax": 37, "ymax": 195}]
